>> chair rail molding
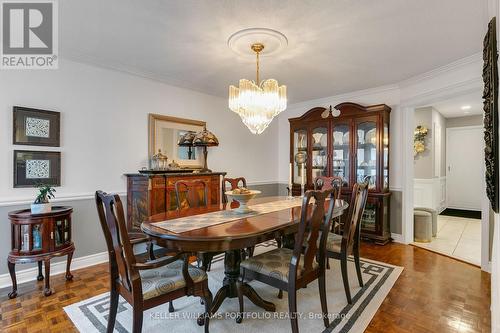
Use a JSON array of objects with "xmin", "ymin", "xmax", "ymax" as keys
[{"xmin": 0, "ymin": 191, "xmax": 127, "ymax": 207}]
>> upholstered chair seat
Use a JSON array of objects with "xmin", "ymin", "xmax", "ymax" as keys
[
  {"xmin": 240, "ymin": 248, "xmax": 319, "ymax": 283},
  {"xmin": 140, "ymin": 261, "xmax": 208, "ymax": 300},
  {"xmin": 237, "ymin": 190, "xmax": 337, "ymax": 333},
  {"xmin": 324, "ymin": 233, "xmax": 342, "ymax": 253},
  {"xmin": 95, "ymin": 191, "xmax": 212, "ymax": 333}
]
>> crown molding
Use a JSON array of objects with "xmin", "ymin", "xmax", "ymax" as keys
[
  {"xmin": 287, "ymin": 84, "xmax": 400, "ymax": 111},
  {"xmin": 400, "ymin": 77, "xmax": 483, "ymax": 106},
  {"xmin": 398, "ymin": 53, "xmax": 482, "ymax": 88},
  {"xmin": 62, "ymin": 48, "xmax": 481, "ymax": 110},
  {"xmin": 60, "ymin": 49, "xmax": 225, "ymax": 101}
]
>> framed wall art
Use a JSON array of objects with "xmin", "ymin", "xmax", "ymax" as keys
[
  {"xmin": 483, "ymin": 17, "xmax": 499, "ymax": 213},
  {"xmin": 13, "ymin": 106, "xmax": 60, "ymax": 147},
  {"xmin": 13, "ymin": 150, "xmax": 61, "ymax": 188}
]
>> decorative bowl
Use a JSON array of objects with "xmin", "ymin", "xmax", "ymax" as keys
[
  {"xmin": 294, "ymin": 151, "xmax": 307, "ymax": 164},
  {"xmin": 225, "ymin": 190, "xmax": 261, "ymax": 213}
]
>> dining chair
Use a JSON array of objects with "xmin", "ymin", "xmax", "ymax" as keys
[
  {"xmin": 222, "ymin": 176, "xmax": 259, "ymax": 259},
  {"xmin": 314, "ymin": 176, "xmax": 343, "ymax": 234},
  {"xmin": 175, "ymin": 179, "xmax": 210, "ymax": 211},
  {"xmin": 313, "ymin": 176, "xmax": 343, "ymax": 192},
  {"xmin": 324, "ymin": 181, "xmax": 369, "ymax": 304},
  {"xmin": 236, "ymin": 189, "xmax": 336, "ymax": 333},
  {"xmin": 95, "ymin": 191, "xmax": 212, "ymax": 333},
  {"xmin": 222, "ymin": 177, "xmax": 247, "ymax": 204},
  {"xmin": 174, "ymin": 180, "xmax": 218, "ymax": 272}
]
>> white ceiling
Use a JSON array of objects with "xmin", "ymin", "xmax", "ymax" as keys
[
  {"xmin": 430, "ymin": 91, "xmax": 484, "ymax": 118},
  {"xmin": 60, "ymin": 0, "xmax": 487, "ymax": 103}
]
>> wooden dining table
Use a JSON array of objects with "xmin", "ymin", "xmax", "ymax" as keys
[{"xmin": 141, "ymin": 196, "xmax": 349, "ymax": 324}]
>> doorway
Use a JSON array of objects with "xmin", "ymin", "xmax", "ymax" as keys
[
  {"xmin": 411, "ymin": 94, "xmax": 484, "ymax": 266},
  {"xmin": 446, "ymin": 126, "xmax": 483, "ymax": 211}
]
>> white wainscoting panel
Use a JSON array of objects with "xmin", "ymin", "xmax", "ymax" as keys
[{"xmin": 413, "ymin": 177, "xmax": 446, "ymax": 213}]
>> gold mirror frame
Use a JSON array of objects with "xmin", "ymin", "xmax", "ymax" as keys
[{"xmin": 148, "ymin": 114, "xmax": 206, "ymax": 169}]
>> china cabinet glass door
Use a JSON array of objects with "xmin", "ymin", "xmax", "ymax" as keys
[
  {"xmin": 332, "ymin": 123, "xmax": 350, "ymax": 187},
  {"xmin": 293, "ymin": 129, "xmax": 308, "ymax": 185},
  {"xmin": 311, "ymin": 126, "xmax": 328, "ymax": 180},
  {"xmin": 361, "ymin": 200, "xmax": 377, "ymax": 232},
  {"xmin": 355, "ymin": 119, "xmax": 377, "ymax": 190}
]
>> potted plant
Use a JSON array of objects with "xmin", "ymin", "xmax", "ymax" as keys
[{"xmin": 31, "ymin": 184, "xmax": 56, "ymax": 214}]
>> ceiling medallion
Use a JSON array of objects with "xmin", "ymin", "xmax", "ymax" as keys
[{"xmin": 228, "ymin": 29, "xmax": 288, "ymax": 135}]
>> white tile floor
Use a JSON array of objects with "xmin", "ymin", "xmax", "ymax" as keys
[{"xmin": 413, "ymin": 215, "xmax": 481, "ymax": 266}]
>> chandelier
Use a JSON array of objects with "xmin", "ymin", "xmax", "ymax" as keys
[{"xmin": 228, "ymin": 43, "xmax": 287, "ymax": 134}]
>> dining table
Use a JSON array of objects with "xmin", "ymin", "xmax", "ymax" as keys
[{"xmin": 141, "ymin": 195, "xmax": 349, "ymax": 325}]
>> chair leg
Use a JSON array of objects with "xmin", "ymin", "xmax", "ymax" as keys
[
  {"xmin": 247, "ymin": 246, "xmax": 255, "ymax": 258},
  {"xmin": 169, "ymin": 301, "xmax": 175, "ymax": 313},
  {"xmin": 326, "ymin": 258, "xmax": 330, "ymax": 270},
  {"xmin": 200, "ymin": 253, "xmax": 213, "ymax": 272},
  {"xmin": 236, "ymin": 279, "xmax": 244, "ymax": 324},
  {"xmin": 318, "ymin": 272, "xmax": 329, "ymax": 328},
  {"xmin": 354, "ymin": 250, "xmax": 363, "ymax": 288},
  {"xmin": 203, "ymin": 288, "xmax": 212, "ymax": 333},
  {"xmin": 288, "ymin": 289, "xmax": 299, "ymax": 333},
  {"xmin": 340, "ymin": 255, "xmax": 352, "ymax": 304},
  {"xmin": 107, "ymin": 286, "xmax": 119, "ymax": 333},
  {"xmin": 147, "ymin": 241, "xmax": 155, "ymax": 260},
  {"xmin": 132, "ymin": 306, "xmax": 143, "ymax": 333}
]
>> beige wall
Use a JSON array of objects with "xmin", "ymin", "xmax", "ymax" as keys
[{"xmin": 414, "ymin": 107, "xmax": 446, "ymax": 178}]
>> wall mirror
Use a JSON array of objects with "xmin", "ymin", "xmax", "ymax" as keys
[{"xmin": 148, "ymin": 114, "xmax": 205, "ymax": 169}]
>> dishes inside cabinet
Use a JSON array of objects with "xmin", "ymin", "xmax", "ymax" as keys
[{"xmin": 366, "ymin": 128, "xmax": 376, "ymax": 145}]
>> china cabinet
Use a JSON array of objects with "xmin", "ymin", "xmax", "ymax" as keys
[
  {"xmin": 7, "ymin": 206, "xmax": 74, "ymax": 298},
  {"xmin": 289, "ymin": 102, "xmax": 391, "ymax": 244}
]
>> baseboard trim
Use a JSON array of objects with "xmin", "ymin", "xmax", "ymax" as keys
[
  {"xmin": 391, "ymin": 233, "xmax": 405, "ymax": 244},
  {"xmin": 0, "ymin": 251, "xmax": 109, "ymax": 289}
]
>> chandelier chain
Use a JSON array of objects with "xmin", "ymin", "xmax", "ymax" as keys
[{"xmin": 256, "ymin": 50, "xmax": 260, "ymax": 85}]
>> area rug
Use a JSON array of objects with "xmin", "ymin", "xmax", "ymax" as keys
[{"xmin": 64, "ymin": 242, "xmax": 402, "ymax": 333}]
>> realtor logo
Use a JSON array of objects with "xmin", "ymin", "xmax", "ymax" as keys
[{"xmin": 1, "ymin": 0, "xmax": 58, "ymax": 69}]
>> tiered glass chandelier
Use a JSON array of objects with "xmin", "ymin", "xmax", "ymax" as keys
[{"xmin": 229, "ymin": 43, "xmax": 287, "ymax": 134}]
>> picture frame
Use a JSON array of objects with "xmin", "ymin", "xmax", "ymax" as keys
[
  {"xmin": 148, "ymin": 113, "xmax": 206, "ymax": 169},
  {"xmin": 483, "ymin": 17, "xmax": 499, "ymax": 213},
  {"xmin": 13, "ymin": 106, "xmax": 60, "ymax": 147},
  {"xmin": 13, "ymin": 150, "xmax": 61, "ymax": 188}
]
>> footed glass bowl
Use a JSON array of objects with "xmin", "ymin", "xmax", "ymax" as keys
[{"xmin": 225, "ymin": 190, "xmax": 261, "ymax": 213}]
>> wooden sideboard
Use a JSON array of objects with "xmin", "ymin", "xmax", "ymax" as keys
[{"xmin": 125, "ymin": 171, "xmax": 226, "ymax": 231}]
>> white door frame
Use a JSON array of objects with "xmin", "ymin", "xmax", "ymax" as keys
[
  {"xmin": 445, "ymin": 125, "xmax": 484, "ymax": 210},
  {"xmin": 400, "ymin": 78, "xmax": 491, "ymax": 271}
]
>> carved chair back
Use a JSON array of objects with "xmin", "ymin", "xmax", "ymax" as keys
[
  {"xmin": 95, "ymin": 191, "xmax": 139, "ymax": 294},
  {"xmin": 222, "ymin": 177, "xmax": 247, "ymax": 203},
  {"xmin": 313, "ymin": 176, "xmax": 343, "ymax": 199},
  {"xmin": 342, "ymin": 181, "xmax": 369, "ymax": 255},
  {"xmin": 290, "ymin": 189, "xmax": 336, "ymax": 281},
  {"xmin": 175, "ymin": 180, "xmax": 209, "ymax": 210}
]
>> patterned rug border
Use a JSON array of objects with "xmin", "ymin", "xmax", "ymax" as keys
[{"xmin": 64, "ymin": 242, "xmax": 403, "ymax": 333}]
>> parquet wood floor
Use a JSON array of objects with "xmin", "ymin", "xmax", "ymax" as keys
[{"xmin": 0, "ymin": 243, "xmax": 491, "ymax": 332}]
